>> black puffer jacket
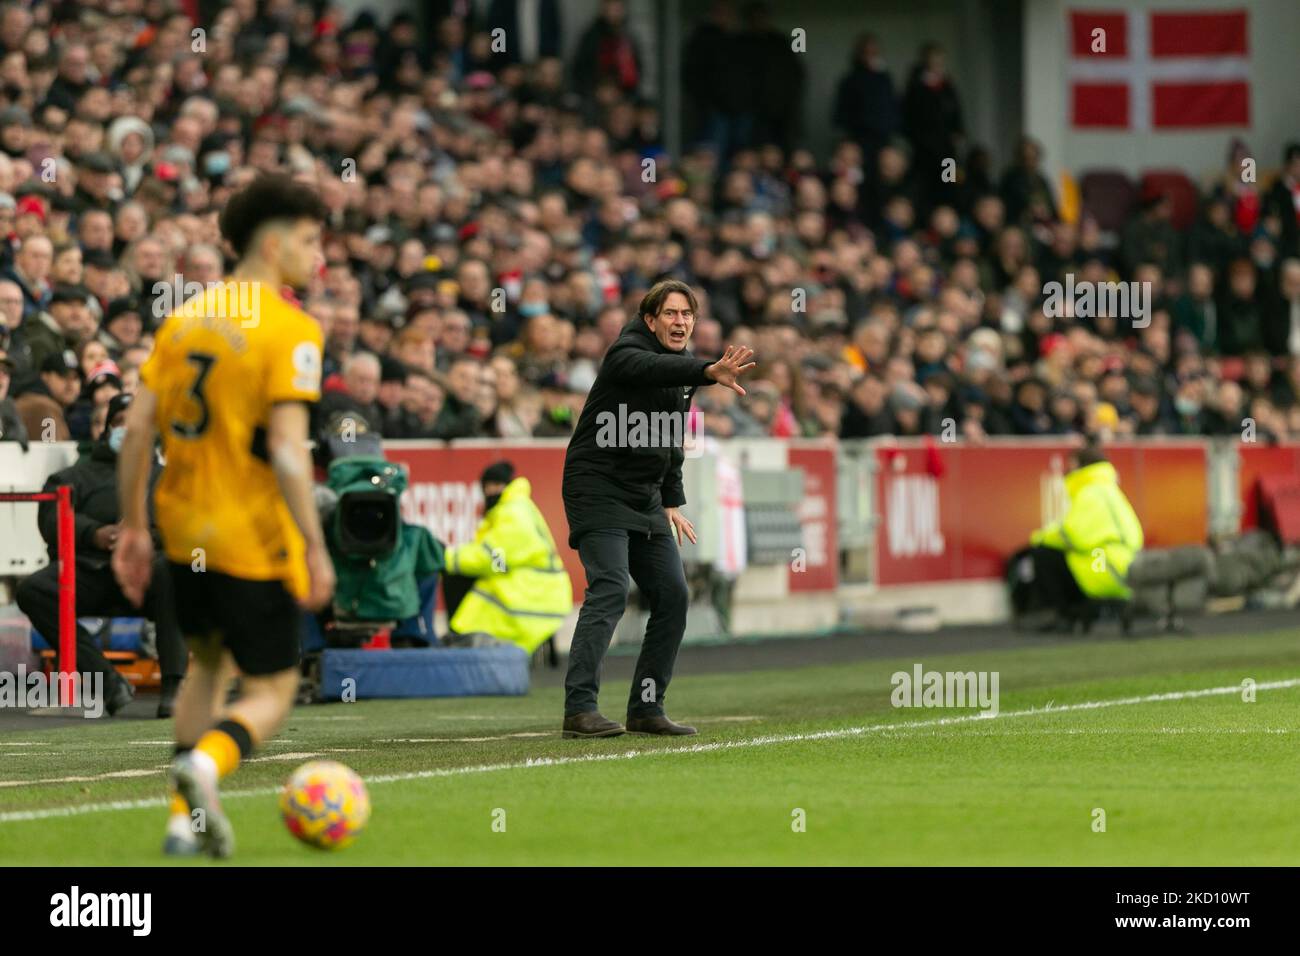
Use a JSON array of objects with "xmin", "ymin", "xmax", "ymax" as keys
[
  {"xmin": 37, "ymin": 441, "xmax": 162, "ymax": 571},
  {"xmin": 562, "ymin": 319, "xmax": 714, "ymax": 548}
]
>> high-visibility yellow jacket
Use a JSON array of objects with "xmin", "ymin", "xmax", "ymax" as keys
[
  {"xmin": 444, "ymin": 477, "xmax": 573, "ymax": 653},
  {"xmin": 1031, "ymin": 461, "xmax": 1145, "ymax": 599}
]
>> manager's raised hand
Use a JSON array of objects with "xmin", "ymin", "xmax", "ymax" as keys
[{"xmin": 705, "ymin": 345, "xmax": 758, "ymax": 395}]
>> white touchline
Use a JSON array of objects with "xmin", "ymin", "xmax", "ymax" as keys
[
  {"xmin": 284, "ymin": 715, "xmax": 367, "ymax": 721},
  {"xmin": 0, "ymin": 768, "xmax": 158, "ymax": 789},
  {"xmin": 0, "ymin": 678, "xmax": 1297, "ymax": 825}
]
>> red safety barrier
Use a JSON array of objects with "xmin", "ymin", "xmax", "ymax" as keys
[
  {"xmin": 1256, "ymin": 473, "xmax": 1300, "ymax": 544},
  {"xmin": 1236, "ymin": 444, "xmax": 1300, "ymax": 532},
  {"xmin": 0, "ymin": 486, "xmax": 76, "ymax": 705}
]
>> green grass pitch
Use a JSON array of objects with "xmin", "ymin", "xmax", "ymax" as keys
[{"xmin": 1, "ymin": 627, "xmax": 1298, "ymax": 866}]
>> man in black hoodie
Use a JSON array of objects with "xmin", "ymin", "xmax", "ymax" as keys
[
  {"xmin": 560, "ymin": 280, "xmax": 755, "ymax": 738},
  {"xmin": 15, "ymin": 393, "xmax": 186, "ymax": 718}
]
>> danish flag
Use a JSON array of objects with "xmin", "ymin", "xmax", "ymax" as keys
[{"xmin": 1069, "ymin": 8, "xmax": 1250, "ymax": 130}]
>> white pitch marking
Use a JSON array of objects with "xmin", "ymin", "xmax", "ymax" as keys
[
  {"xmin": 876, "ymin": 727, "xmax": 1297, "ymax": 738},
  {"xmin": 123, "ymin": 738, "xmax": 300, "ymax": 747},
  {"xmin": 1, "ymin": 678, "xmax": 1296, "ymax": 823},
  {"xmin": 0, "ymin": 754, "xmax": 66, "ymax": 759},
  {"xmin": 243, "ymin": 752, "xmax": 322, "ymax": 763},
  {"xmin": 378, "ymin": 732, "xmax": 554, "ymax": 743},
  {"xmin": 351, "ymin": 714, "xmax": 526, "ymax": 721},
  {"xmin": 0, "ymin": 768, "xmax": 158, "ymax": 789}
]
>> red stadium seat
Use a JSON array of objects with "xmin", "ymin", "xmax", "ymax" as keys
[
  {"xmin": 1139, "ymin": 170, "xmax": 1200, "ymax": 231},
  {"xmin": 1079, "ymin": 169, "xmax": 1139, "ymax": 236}
]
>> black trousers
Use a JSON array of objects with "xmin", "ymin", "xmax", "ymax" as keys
[
  {"xmin": 442, "ymin": 573, "xmax": 475, "ymax": 623},
  {"xmin": 564, "ymin": 528, "xmax": 689, "ymax": 719},
  {"xmin": 1010, "ymin": 545, "xmax": 1086, "ymax": 617},
  {"xmin": 15, "ymin": 556, "xmax": 187, "ymax": 682}
]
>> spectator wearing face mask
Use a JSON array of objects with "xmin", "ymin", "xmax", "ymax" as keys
[{"xmin": 1171, "ymin": 374, "xmax": 1212, "ymax": 435}]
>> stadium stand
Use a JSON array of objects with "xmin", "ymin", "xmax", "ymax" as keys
[{"xmin": 0, "ymin": 0, "xmax": 1294, "ymax": 458}]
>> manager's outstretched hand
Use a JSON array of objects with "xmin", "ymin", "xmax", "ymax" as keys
[{"xmin": 706, "ymin": 345, "xmax": 758, "ymax": 395}]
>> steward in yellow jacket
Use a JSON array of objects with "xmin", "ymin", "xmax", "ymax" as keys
[
  {"xmin": 1031, "ymin": 450, "xmax": 1144, "ymax": 600},
  {"xmin": 444, "ymin": 466, "xmax": 573, "ymax": 653}
]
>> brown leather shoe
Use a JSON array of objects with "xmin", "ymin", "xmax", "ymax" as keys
[
  {"xmin": 562, "ymin": 711, "xmax": 625, "ymax": 738},
  {"xmin": 625, "ymin": 714, "xmax": 697, "ymax": 736}
]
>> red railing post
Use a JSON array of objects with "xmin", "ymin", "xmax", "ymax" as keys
[{"xmin": 55, "ymin": 484, "xmax": 76, "ymax": 707}]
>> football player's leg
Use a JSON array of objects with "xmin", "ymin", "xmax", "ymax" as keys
[
  {"xmin": 165, "ymin": 634, "xmax": 233, "ymax": 856},
  {"xmin": 223, "ymin": 667, "xmax": 301, "ymax": 751},
  {"xmin": 172, "ymin": 647, "xmax": 245, "ymax": 859},
  {"xmin": 189, "ymin": 573, "xmax": 301, "ymax": 782},
  {"xmin": 174, "ymin": 633, "xmax": 233, "ymax": 746}
]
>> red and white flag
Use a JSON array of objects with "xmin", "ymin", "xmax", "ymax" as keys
[{"xmin": 1069, "ymin": 8, "xmax": 1249, "ymax": 130}]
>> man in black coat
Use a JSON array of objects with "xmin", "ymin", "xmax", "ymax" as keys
[
  {"xmin": 901, "ymin": 43, "xmax": 965, "ymax": 215},
  {"xmin": 833, "ymin": 33, "xmax": 900, "ymax": 169},
  {"xmin": 15, "ymin": 393, "xmax": 186, "ymax": 717},
  {"xmin": 1263, "ymin": 143, "xmax": 1300, "ymax": 260},
  {"xmin": 560, "ymin": 280, "xmax": 755, "ymax": 738},
  {"xmin": 486, "ymin": 0, "xmax": 563, "ymax": 65}
]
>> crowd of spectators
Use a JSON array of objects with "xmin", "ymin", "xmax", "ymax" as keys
[{"xmin": 2, "ymin": 0, "xmax": 1300, "ymax": 456}]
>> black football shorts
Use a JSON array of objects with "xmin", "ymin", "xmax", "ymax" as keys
[{"xmin": 168, "ymin": 562, "xmax": 302, "ymax": 675}]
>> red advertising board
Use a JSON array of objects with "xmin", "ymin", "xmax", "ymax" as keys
[
  {"xmin": 385, "ymin": 439, "xmax": 843, "ymax": 602},
  {"xmin": 874, "ymin": 441, "xmax": 1208, "ymax": 586},
  {"xmin": 788, "ymin": 443, "xmax": 839, "ymax": 592},
  {"xmin": 1236, "ymin": 444, "xmax": 1300, "ymax": 531}
]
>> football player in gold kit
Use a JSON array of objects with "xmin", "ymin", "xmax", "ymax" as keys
[{"xmin": 114, "ymin": 174, "xmax": 335, "ymax": 857}]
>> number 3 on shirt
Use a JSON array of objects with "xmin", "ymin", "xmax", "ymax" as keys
[{"xmin": 171, "ymin": 351, "xmax": 217, "ymax": 438}]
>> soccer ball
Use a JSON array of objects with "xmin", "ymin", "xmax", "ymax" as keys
[{"xmin": 280, "ymin": 760, "xmax": 371, "ymax": 850}]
